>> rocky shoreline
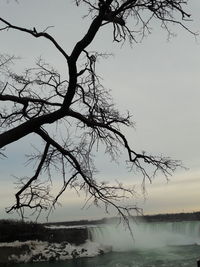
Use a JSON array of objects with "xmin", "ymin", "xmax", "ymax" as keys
[{"xmin": 0, "ymin": 239, "xmax": 111, "ymax": 265}]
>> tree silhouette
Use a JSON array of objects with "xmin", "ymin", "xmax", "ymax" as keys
[{"xmin": 0, "ymin": 1, "xmax": 195, "ymax": 221}]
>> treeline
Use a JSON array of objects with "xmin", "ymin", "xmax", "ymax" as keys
[
  {"xmin": 143, "ymin": 212, "xmax": 200, "ymax": 222},
  {"xmin": 0, "ymin": 220, "xmax": 87, "ymax": 245},
  {"xmin": 44, "ymin": 211, "xmax": 200, "ymax": 226}
]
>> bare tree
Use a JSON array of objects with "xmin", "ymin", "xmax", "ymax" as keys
[{"xmin": 0, "ymin": 1, "xmax": 195, "ymax": 221}]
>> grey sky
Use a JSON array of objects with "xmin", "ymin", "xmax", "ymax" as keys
[{"xmin": 0, "ymin": 0, "xmax": 200, "ymax": 222}]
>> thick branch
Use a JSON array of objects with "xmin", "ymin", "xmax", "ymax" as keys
[
  {"xmin": 0, "ymin": 109, "xmax": 64, "ymax": 148},
  {"xmin": 62, "ymin": 12, "xmax": 105, "ymax": 109},
  {"xmin": 70, "ymin": 14, "xmax": 103, "ymax": 61}
]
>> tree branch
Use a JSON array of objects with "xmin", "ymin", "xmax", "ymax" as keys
[
  {"xmin": 0, "ymin": 17, "xmax": 69, "ymax": 61},
  {"xmin": 7, "ymin": 142, "xmax": 50, "ymax": 213}
]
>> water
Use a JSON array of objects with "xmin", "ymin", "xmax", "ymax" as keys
[
  {"xmin": 90, "ymin": 221, "xmax": 200, "ymax": 250},
  {"xmin": 15, "ymin": 221, "xmax": 200, "ymax": 267},
  {"xmin": 15, "ymin": 246, "xmax": 200, "ymax": 267}
]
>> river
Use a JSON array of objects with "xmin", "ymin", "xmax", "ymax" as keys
[{"xmin": 15, "ymin": 220, "xmax": 200, "ymax": 267}]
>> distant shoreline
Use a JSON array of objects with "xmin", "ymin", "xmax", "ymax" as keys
[{"xmin": 44, "ymin": 211, "xmax": 200, "ymax": 227}]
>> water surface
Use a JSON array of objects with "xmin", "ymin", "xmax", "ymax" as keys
[{"xmin": 15, "ymin": 244, "xmax": 200, "ymax": 267}]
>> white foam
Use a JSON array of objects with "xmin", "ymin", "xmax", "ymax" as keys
[
  {"xmin": 89, "ymin": 221, "xmax": 200, "ymax": 251},
  {"xmin": 1, "ymin": 239, "xmax": 112, "ymax": 263}
]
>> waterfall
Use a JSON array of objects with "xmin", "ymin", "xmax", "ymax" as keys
[{"xmin": 88, "ymin": 221, "xmax": 200, "ymax": 251}]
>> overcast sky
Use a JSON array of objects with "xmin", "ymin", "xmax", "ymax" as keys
[{"xmin": 0, "ymin": 0, "xmax": 200, "ymax": 222}]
